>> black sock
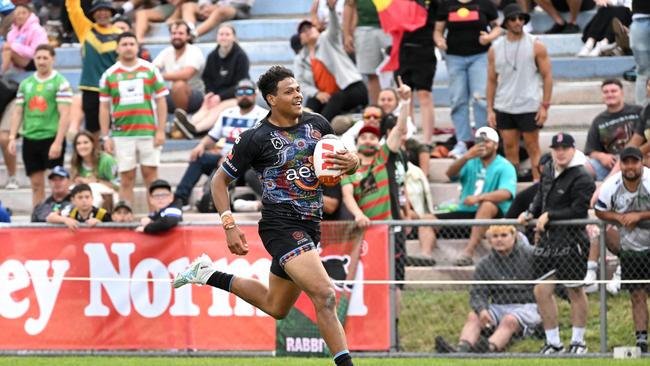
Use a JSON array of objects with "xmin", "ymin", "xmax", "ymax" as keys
[
  {"xmin": 334, "ymin": 351, "xmax": 353, "ymax": 366},
  {"xmin": 206, "ymin": 271, "xmax": 234, "ymax": 292},
  {"xmin": 636, "ymin": 330, "xmax": 648, "ymax": 346}
]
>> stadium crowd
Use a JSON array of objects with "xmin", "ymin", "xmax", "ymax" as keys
[{"xmin": 0, "ymin": 0, "xmax": 649, "ymax": 356}]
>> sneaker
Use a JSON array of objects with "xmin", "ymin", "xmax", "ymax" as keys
[
  {"xmin": 637, "ymin": 341, "xmax": 648, "ymax": 353},
  {"xmin": 584, "ymin": 268, "xmax": 597, "ymax": 286},
  {"xmin": 607, "ymin": 265, "xmax": 621, "ymax": 295},
  {"xmin": 577, "ymin": 42, "xmax": 594, "ymax": 57},
  {"xmin": 4, "ymin": 176, "xmax": 18, "ymax": 190},
  {"xmin": 623, "ymin": 67, "xmax": 636, "ymax": 82},
  {"xmin": 448, "ymin": 141, "xmax": 467, "ymax": 159},
  {"xmin": 173, "ymin": 253, "xmax": 216, "ymax": 288},
  {"xmin": 540, "ymin": 342, "xmax": 565, "ymax": 354},
  {"xmin": 568, "ymin": 341, "xmax": 588, "ymax": 354},
  {"xmin": 434, "ymin": 336, "xmax": 457, "ymax": 353},
  {"xmin": 588, "ymin": 40, "xmax": 608, "ymax": 57},
  {"xmin": 544, "ymin": 22, "xmax": 566, "ymax": 34},
  {"xmin": 173, "ymin": 196, "xmax": 191, "ymax": 211},
  {"xmin": 173, "ymin": 108, "xmax": 197, "ymax": 139},
  {"xmin": 562, "ymin": 23, "xmax": 581, "ymax": 34}
]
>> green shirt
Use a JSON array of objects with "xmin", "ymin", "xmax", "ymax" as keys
[
  {"xmin": 15, "ymin": 71, "xmax": 73, "ymax": 140},
  {"xmin": 98, "ymin": 59, "xmax": 169, "ymax": 137},
  {"xmin": 356, "ymin": 0, "xmax": 381, "ymax": 27},
  {"xmin": 79, "ymin": 152, "xmax": 119, "ymax": 189},
  {"xmin": 341, "ymin": 144, "xmax": 392, "ymax": 220}
]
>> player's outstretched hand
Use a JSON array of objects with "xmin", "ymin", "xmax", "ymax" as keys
[{"xmin": 226, "ymin": 227, "xmax": 249, "ymax": 255}]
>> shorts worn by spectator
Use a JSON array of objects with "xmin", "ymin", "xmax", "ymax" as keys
[
  {"xmin": 2, "ymin": 4, "xmax": 48, "ymax": 74},
  {"xmin": 630, "ymin": 0, "xmax": 650, "ymax": 105},
  {"xmin": 134, "ymin": 0, "xmax": 186, "ymax": 43},
  {"xmin": 47, "ymin": 183, "xmax": 112, "ymax": 230},
  {"xmin": 136, "ymin": 179, "xmax": 182, "ymax": 233},
  {"xmin": 435, "ymin": 225, "xmax": 542, "ymax": 353},
  {"xmin": 534, "ymin": 0, "xmax": 596, "ymax": 34},
  {"xmin": 577, "ymin": 1, "xmax": 632, "ymax": 57},
  {"xmin": 180, "ymin": 0, "xmax": 253, "ymax": 38},
  {"xmin": 31, "ymin": 165, "xmax": 72, "ymax": 222}
]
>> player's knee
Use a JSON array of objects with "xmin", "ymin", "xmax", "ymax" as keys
[
  {"xmin": 269, "ymin": 307, "xmax": 291, "ymax": 320},
  {"xmin": 501, "ymin": 314, "xmax": 519, "ymax": 330},
  {"xmin": 312, "ymin": 286, "xmax": 337, "ymax": 311}
]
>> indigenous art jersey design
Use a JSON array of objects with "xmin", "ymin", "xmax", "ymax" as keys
[{"xmin": 222, "ymin": 112, "xmax": 334, "ymax": 221}]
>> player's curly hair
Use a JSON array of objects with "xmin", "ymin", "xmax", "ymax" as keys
[{"xmin": 257, "ymin": 65, "xmax": 294, "ymax": 107}]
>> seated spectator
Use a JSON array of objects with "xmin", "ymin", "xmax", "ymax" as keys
[
  {"xmin": 585, "ymin": 79, "xmax": 642, "ymax": 181},
  {"xmin": 134, "ymin": 0, "xmax": 185, "ymax": 42},
  {"xmin": 47, "ymin": 183, "xmax": 112, "ymax": 230},
  {"xmin": 2, "ymin": 4, "xmax": 48, "ymax": 73},
  {"xmin": 341, "ymin": 105, "xmax": 384, "ymax": 151},
  {"xmin": 294, "ymin": 1, "xmax": 368, "ymax": 121},
  {"xmin": 112, "ymin": 200, "xmax": 135, "ymax": 223},
  {"xmin": 0, "ymin": 1, "xmax": 15, "ymax": 37},
  {"xmin": 534, "ymin": 0, "xmax": 596, "ymax": 34},
  {"xmin": 309, "ymin": 0, "xmax": 344, "ymax": 31},
  {"xmin": 0, "ymin": 200, "xmax": 9, "ymax": 222},
  {"xmin": 434, "ymin": 127, "xmax": 517, "ymax": 266},
  {"xmin": 136, "ymin": 179, "xmax": 182, "ymax": 233},
  {"xmin": 174, "ymin": 23, "xmax": 249, "ymax": 137},
  {"xmin": 70, "ymin": 130, "xmax": 118, "ymax": 209},
  {"xmin": 153, "ymin": 20, "xmax": 205, "ymax": 118},
  {"xmin": 174, "ymin": 79, "xmax": 267, "ymax": 208},
  {"xmin": 181, "ymin": 0, "xmax": 253, "ymax": 37},
  {"xmin": 577, "ymin": 0, "xmax": 632, "ymax": 56},
  {"xmin": 435, "ymin": 225, "xmax": 541, "ymax": 353},
  {"xmin": 32, "ymin": 165, "xmax": 72, "ymax": 222},
  {"xmin": 378, "ymin": 88, "xmax": 400, "ymax": 116}
]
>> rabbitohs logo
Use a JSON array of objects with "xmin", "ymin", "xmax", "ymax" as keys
[{"xmin": 321, "ymin": 255, "xmax": 352, "ymax": 292}]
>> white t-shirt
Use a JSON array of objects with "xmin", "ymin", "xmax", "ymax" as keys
[
  {"xmin": 153, "ymin": 44, "xmax": 205, "ymax": 92},
  {"xmin": 208, "ymin": 104, "xmax": 268, "ymax": 154}
]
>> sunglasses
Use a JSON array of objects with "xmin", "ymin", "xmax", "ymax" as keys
[
  {"xmin": 363, "ymin": 113, "xmax": 382, "ymax": 120},
  {"xmin": 236, "ymin": 88, "xmax": 255, "ymax": 96},
  {"xmin": 507, "ymin": 15, "xmax": 527, "ymax": 22}
]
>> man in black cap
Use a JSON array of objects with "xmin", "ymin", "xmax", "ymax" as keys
[
  {"xmin": 487, "ymin": 2, "xmax": 553, "ymax": 182},
  {"xmin": 519, "ymin": 132, "xmax": 595, "ymax": 354},
  {"xmin": 595, "ymin": 146, "xmax": 650, "ymax": 353},
  {"xmin": 136, "ymin": 179, "xmax": 183, "ymax": 233},
  {"xmin": 31, "ymin": 166, "xmax": 72, "ymax": 222}
]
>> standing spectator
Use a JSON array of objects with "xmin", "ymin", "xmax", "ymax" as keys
[
  {"xmin": 435, "ymin": 0, "xmax": 501, "ymax": 158},
  {"xmin": 181, "ymin": 0, "xmax": 254, "ymax": 38},
  {"xmin": 136, "ymin": 179, "xmax": 182, "ymax": 233},
  {"xmin": 577, "ymin": 0, "xmax": 632, "ymax": 57},
  {"xmin": 534, "ymin": 0, "xmax": 596, "ymax": 34},
  {"xmin": 112, "ymin": 200, "xmax": 135, "ymax": 223},
  {"xmin": 630, "ymin": 0, "xmax": 650, "ymax": 105},
  {"xmin": 173, "ymin": 79, "xmax": 268, "ymax": 208},
  {"xmin": 487, "ymin": 3, "xmax": 553, "ymax": 181},
  {"xmin": 395, "ymin": 0, "xmax": 437, "ymax": 145},
  {"xmin": 0, "ymin": 98, "xmax": 18, "ymax": 190},
  {"xmin": 1, "ymin": 4, "xmax": 48, "ymax": 73},
  {"xmin": 153, "ymin": 20, "xmax": 205, "ymax": 117},
  {"xmin": 70, "ymin": 130, "xmax": 119, "ymax": 209},
  {"xmin": 98, "ymin": 32, "xmax": 169, "ymax": 208},
  {"xmin": 584, "ymin": 79, "xmax": 643, "ymax": 181},
  {"xmin": 310, "ymin": 0, "xmax": 344, "ymax": 31},
  {"xmin": 518, "ymin": 132, "xmax": 595, "ymax": 354},
  {"xmin": 66, "ymin": 0, "xmax": 121, "ymax": 141},
  {"xmin": 378, "ymin": 88, "xmax": 399, "ymax": 116},
  {"xmin": 8, "ymin": 44, "xmax": 72, "ymax": 207},
  {"xmin": 174, "ymin": 23, "xmax": 249, "ymax": 137},
  {"xmin": 435, "ymin": 225, "xmax": 541, "ymax": 353},
  {"xmin": 295, "ymin": 1, "xmax": 368, "ymax": 121},
  {"xmin": 343, "ymin": 0, "xmax": 391, "ymax": 104},
  {"xmin": 31, "ymin": 165, "xmax": 71, "ymax": 222},
  {"xmin": 595, "ymin": 146, "xmax": 650, "ymax": 353}
]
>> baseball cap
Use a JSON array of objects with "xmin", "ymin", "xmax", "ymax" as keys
[
  {"xmin": 237, "ymin": 79, "xmax": 256, "ymax": 90},
  {"xmin": 48, "ymin": 166, "xmax": 70, "ymax": 179},
  {"xmin": 475, "ymin": 127, "xmax": 499, "ymax": 144},
  {"xmin": 619, "ymin": 146, "xmax": 643, "ymax": 161},
  {"xmin": 113, "ymin": 200, "xmax": 133, "ymax": 212},
  {"xmin": 148, "ymin": 179, "xmax": 172, "ymax": 194},
  {"xmin": 358, "ymin": 124, "xmax": 382, "ymax": 139},
  {"xmin": 549, "ymin": 132, "xmax": 575, "ymax": 148}
]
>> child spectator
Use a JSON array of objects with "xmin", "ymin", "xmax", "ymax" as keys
[
  {"xmin": 112, "ymin": 200, "xmax": 134, "ymax": 223},
  {"xmin": 47, "ymin": 183, "xmax": 112, "ymax": 230},
  {"xmin": 136, "ymin": 179, "xmax": 182, "ymax": 233},
  {"xmin": 2, "ymin": 4, "xmax": 48, "ymax": 73}
]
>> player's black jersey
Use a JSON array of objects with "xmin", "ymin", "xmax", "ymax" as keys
[{"xmin": 222, "ymin": 111, "xmax": 334, "ymax": 221}]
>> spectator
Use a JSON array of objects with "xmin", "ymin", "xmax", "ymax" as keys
[
  {"xmin": 295, "ymin": 2, "xmax": 368, "ymax": 121},
  {"xmin": 378, "ymin": 88, "xmax": 399, "ymax": 116},
  {"xmin": 630, "ymin": 0, "xmax": 650, "ymax": 105},
  {"xmin": 518, "ymin": 132, "xmax": 595, "ymax": 354},
  {"xmin": 153, "ymin": 20, "xmax": 205, "ymax": 117},
  {"xmin": 70, "ymin": 130, "xmax": 118, "ymax": 209},
  {"xmin": 0, "ymin": 0, "xmax": 15, "ymax": 37},
  {"xmin": 47, "ymin": 183, "xmax": 112, "ymax": 230},
  {"xmin": 534, "ymin": 0, "xmax": 596, "ymax": 34},
  {"xmin": 577, "ymin": 0, "xmax": 632, "ymax": 57},
  {"xmin": 395, "ymin": 0, "xmax": 437, "ymax": 145},
  {"xmin": 66, "ymin": 0, "xmax": 121, "ymax": 141},
  {"xmin": 0, "ymin": 200, "xmax": 10, "ymax": 223},
  {"xmin": 0, "ymin": 99, "xmax": 18, "ymax": 190},
  {"xmin": 136, "ymin": 179, "xmax": 182, "ymax": 233},
  {"xmin": 112, "ymin": 16, "xmax": 152, "ymax": 61},
  {"xmin": 341, "ymin": 105, "xmax": 384, "ymax": 151},
  {"xmin": 134, "ymin": 0, "xmax": 185, "ymax": 42},
  {"xmin": 1, "ymin": 4, "xmax": 48, "ymax": 73},
  {"xmin": 112, "ymin": 200, "xmax": 135, "ymax": 223},
  {"xmin": 309, "ymin": 0, "xmax": 344, "ymax": 31},
  {"xmin": 181, "ymin": 0, "xmax": 253, "ymax": 38},
  {"xmin": 637, "ymin": 79, "xmax": 650, "ymax": 154},
  {"xmin": 173, "ymin": 79, "xmax": 268, "ymax": 208},
  {"xmin": 174, "ymin": 23, "xmax": 249, "ymax": 137},
  {"xmin": 487, "ymin": 3, "xmax": 553, "ymax": 181},
  {"xmin": 594, "ymin": 146, "xmax": 650, "ymax": 353},
  {"xmin": 8, "ymin": 44, "xmax": 72, "ymax": 207},
  {"xmin": 99, "ymin": 32, "xmax": 168, "ymax": 209},
  {"xmin": 31, "ymin": 165, "xmax": 72, "ymax": 222},
  {"xmin": 584, "ymin": 79, "xmax": 643, "ymax": 181},
  {"xmin": 435, "ymin": 0, "xmax": 501, "ymax": 158},
  {"xmin": 434, "ymin": 127, "xmax": 517, "ymax": 266},
  {"xmin": 435, "ymin": 225, "xmax": 541, "ymax": 353}
]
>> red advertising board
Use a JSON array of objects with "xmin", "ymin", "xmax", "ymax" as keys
[{"xmin": 0, "ymin": 225, "xmax": 389, "ymax": 350}]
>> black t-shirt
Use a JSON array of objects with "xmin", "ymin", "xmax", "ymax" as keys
[
  {"xmin": 402, "ymin": 0, "xmax": 438, "ymax": 47},
  {"xmin": 633, "ymin": 0, "xmax": 650, "ymax": 14},
  {"xmin": 222, "ymin": 112, "xmax": 335, "ymax": 222},
  {"xmin": 322, "ymin": 183, "xmax": 353, "ymax": 221},
  {"xmin": 637, "ymin": 103, "xmax": 650, "ymax": 141},
  {"xmin": 436, "ymin": 0, "xmax": 498, "ymax": 56},
  {"xmin": 585, "ymin": 104, "xmax": 643, "ymax": 155},
  {"xmin": 387, "ymin": 149, "xmax": 409, "ymax": 219}
]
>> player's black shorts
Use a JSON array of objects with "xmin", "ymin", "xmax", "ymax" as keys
[
  {"xmin": 22, "ymin": 137, "xmax": 66, "ymax": 176},
  {"xmin": 396, "ymin": 44, "xmax": 437, "ymax": 91},
  {"xmin": 620, "ymin": 250, "xmax": 650, "ymax": 291},
  {"xmin": 533, "ymin": 241, "xmax": 588, "ymax": 286},
  {"xmin": 82, "ymin": 90, "xmax": 100, "ymax": 133},
  {"xmin": 258, "ymin": 217, "xmax": 320, "ymax": 281},
  {"xmin": 495, "ymin": 110, "xmax": 539, "ymax": 132}
]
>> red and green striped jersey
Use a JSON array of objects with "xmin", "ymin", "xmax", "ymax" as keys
[
  {"xmin": 341, "ymin": 144, "xmax": 393, "ymax": 220},
  {"xmin": 98, "ymin": 59, "xmax": 168, "ymax": 137}
]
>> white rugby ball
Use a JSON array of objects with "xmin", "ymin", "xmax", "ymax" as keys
[{"xmin": 314, "ymin": 134, "xmax": 345, "ymax": 186}]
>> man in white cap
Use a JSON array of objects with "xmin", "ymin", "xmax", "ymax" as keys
[{"xmin": 433, "ymin": 126, "xmax": 517, "ymax": 266}]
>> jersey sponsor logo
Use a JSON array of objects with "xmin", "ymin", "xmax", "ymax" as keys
[
  {"xmin": 118, "ymin": 79, "xmax": 145, "ymax": 105},
  {"xmin": 285, "ymin": 166, "xmax": 316, "ymax": 181},
  {"xmin": 292, "ymin": 231, "xmax": 305, "ymax": 240},
  {"xmin": 271, "ymin": 137, "xmax": 284, "ymax": 150},
  {"xmin": 28, "ymin": 96, "xmax": 49, "ymax": 113}
]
